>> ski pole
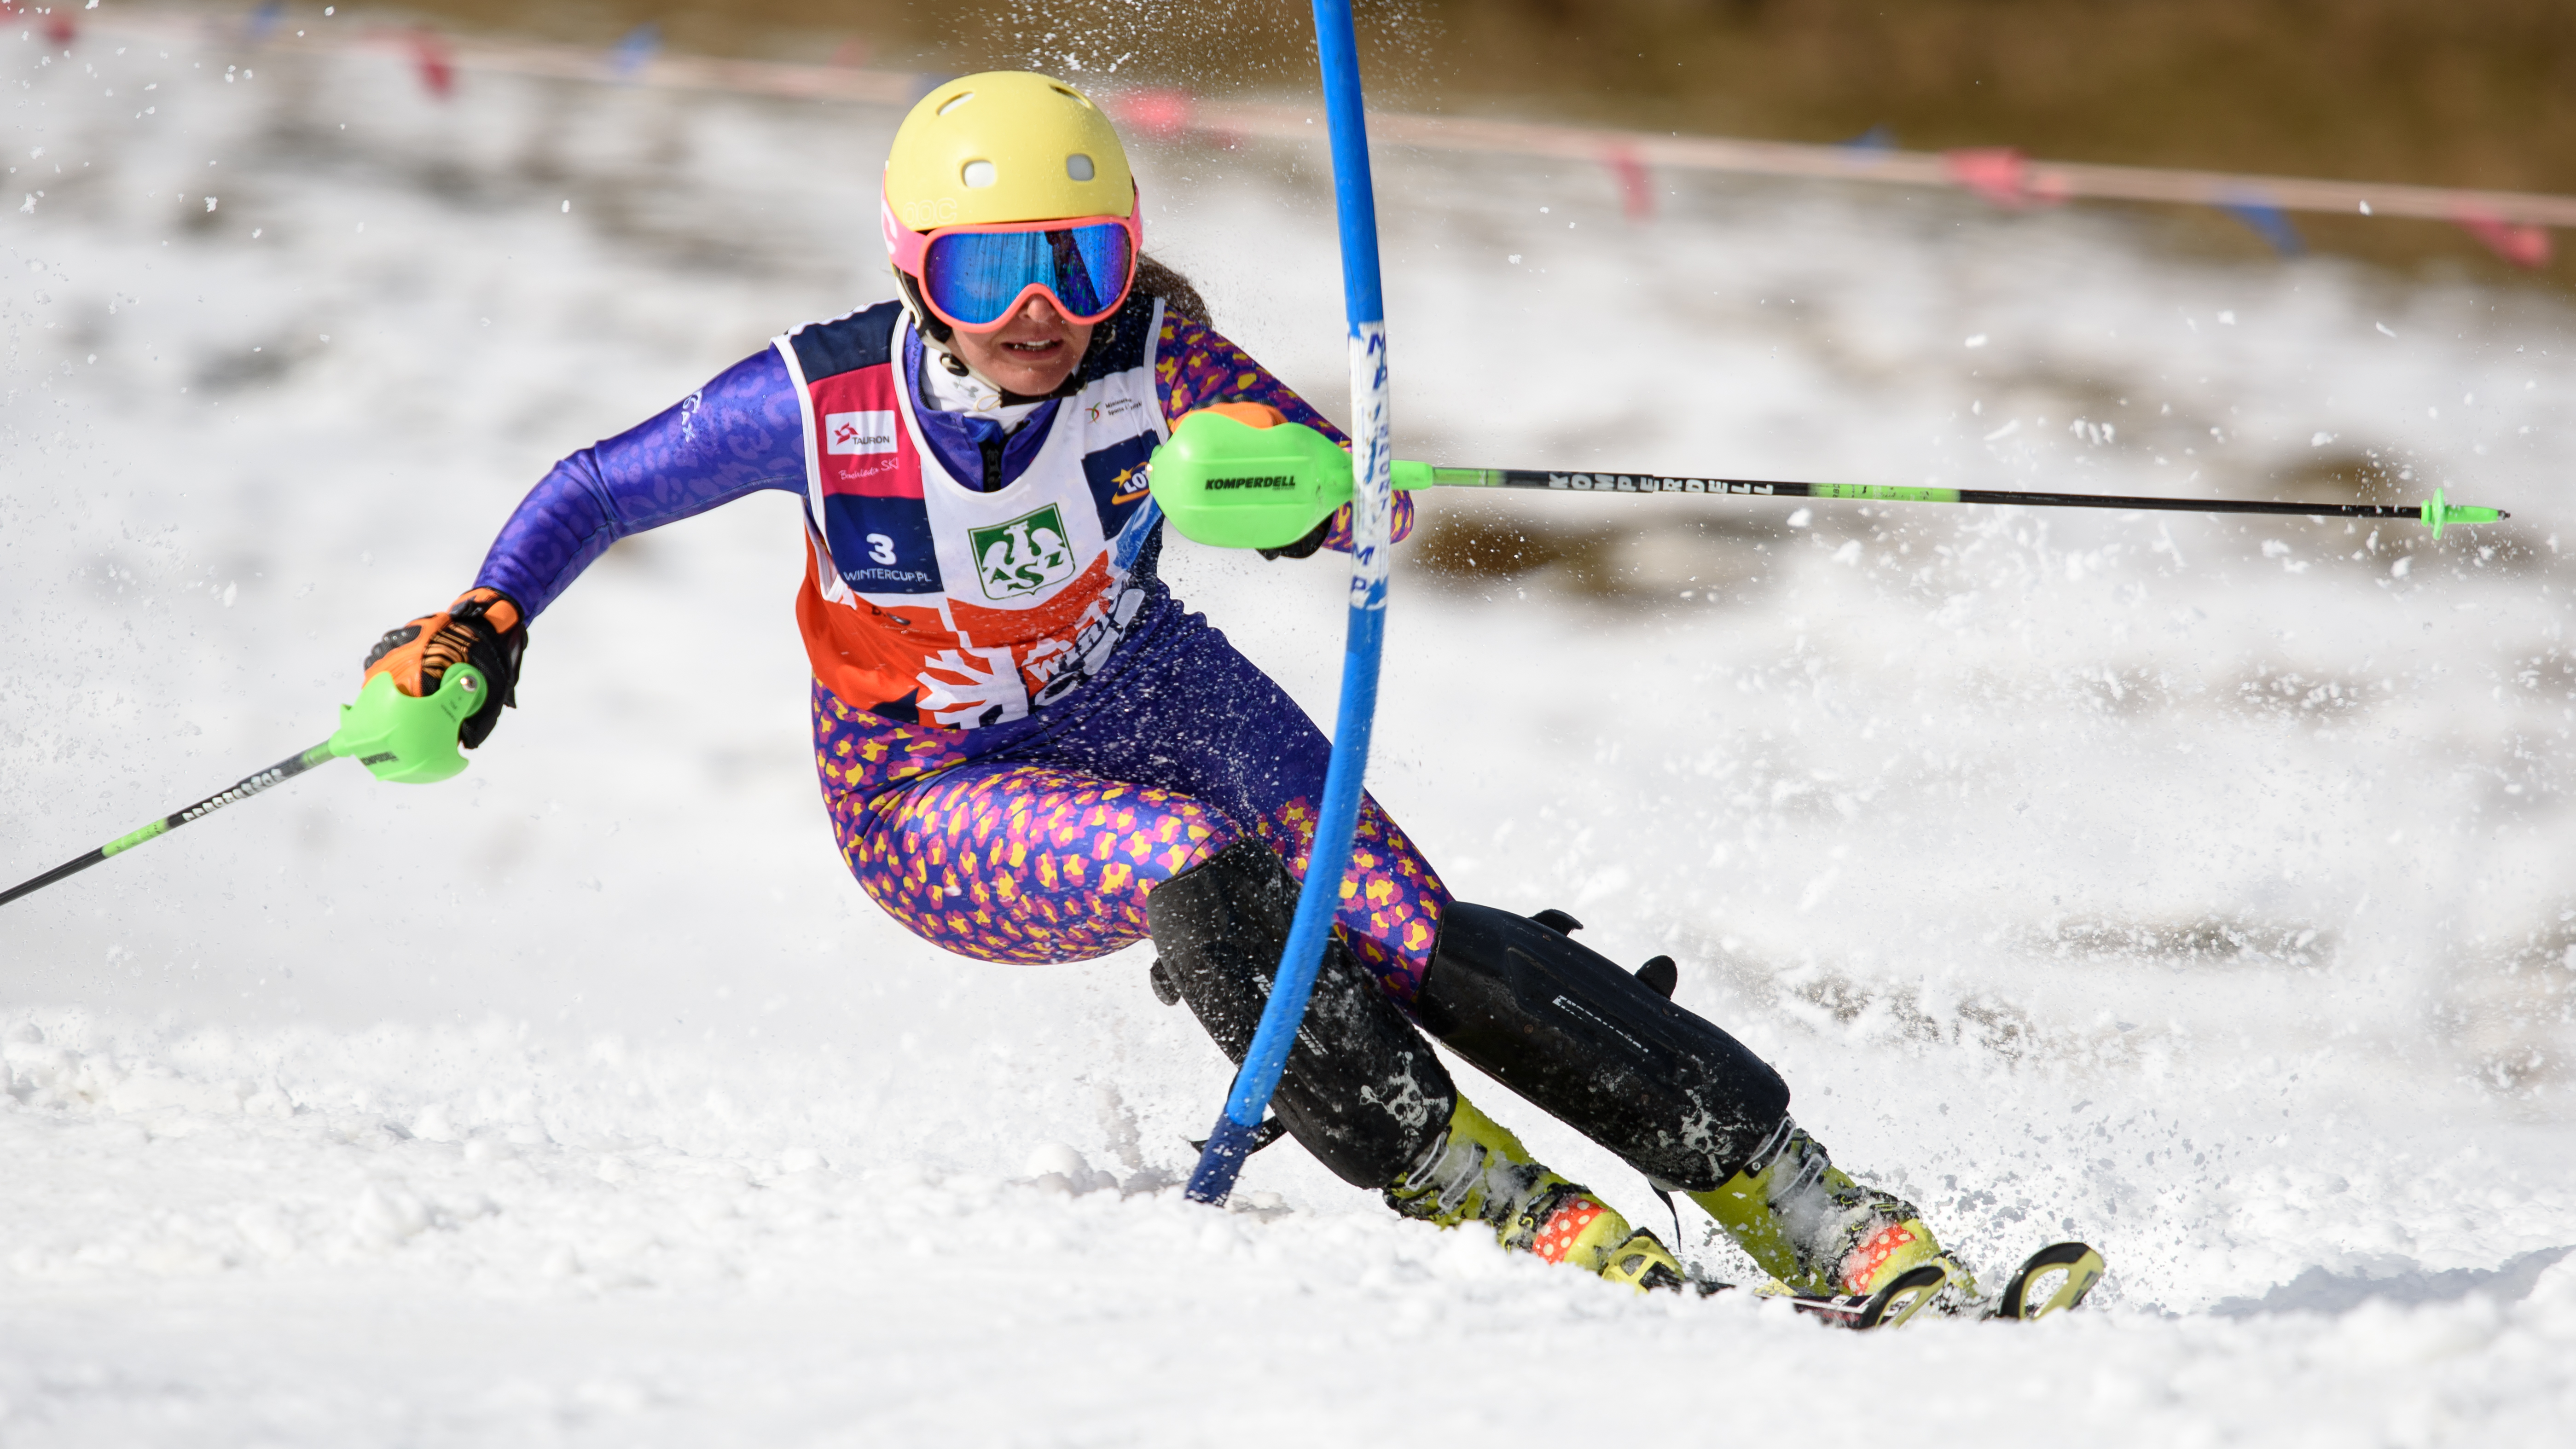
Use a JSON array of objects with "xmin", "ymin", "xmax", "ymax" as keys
[
  {"xmin": 1183, "ymin": 0, "xmax": 1396, "ymax": 1207},
  {"xmin": 1143, "ymin": 410, "xmax": 2510, "ymax": 550},
  {"xmin": 0, "ymin": 666, "xmax": 489, "ymax": 911},
  {"xmin": 1406, "ymin": 468, "xmax": 2507, "ymax": 538},
  {"xmin": 0, "ymin": 741, "xmax": 342, "ymax": 908}
]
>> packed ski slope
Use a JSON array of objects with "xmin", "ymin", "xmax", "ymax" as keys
[{"xmin": 6, "ymin": 14, "xmax": 2575, "ymax": 1444}]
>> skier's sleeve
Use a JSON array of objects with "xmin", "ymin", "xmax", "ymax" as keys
[
  {"xmin": 471, "ymin": 348, "xmax": 810, "ymax": 619},
  {"xmin": 1153, "ymin": 309, "xmax": 1416, "ymax": 552}
]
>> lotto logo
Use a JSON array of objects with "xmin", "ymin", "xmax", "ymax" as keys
[{"xmin": 825, "ymin": 410, "xmax": 898, "ymax": 456}]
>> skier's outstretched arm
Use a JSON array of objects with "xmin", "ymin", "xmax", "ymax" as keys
[
  {"xmin": 360, "ymin": 346, "xmax": 811, "ymax": 748},
  {"xmin": 473, "ymin": 348, "xmax": 811, "ymax": 618}
]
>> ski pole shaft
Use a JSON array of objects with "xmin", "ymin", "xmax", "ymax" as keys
[
  {"xmin": 1144, "ymin": 412, "xmax": 2514, "ymax": 551},
  {"xmin": 1410, "ymin": 466, "xmax": 2508, "ymax": 537},
  {"xmin": 0, "ymin": 742, "xmax": 340, "ymax": 909}
]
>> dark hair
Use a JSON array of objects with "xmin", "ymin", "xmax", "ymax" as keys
[{"xmin": 1134, "ymin": 252, "xmax": 1209, "ymax": 327}]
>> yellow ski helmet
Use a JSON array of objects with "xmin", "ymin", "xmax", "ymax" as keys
[{"xmin": 882, "ymin": 71, "xmax": 1136, "ymax": 236}]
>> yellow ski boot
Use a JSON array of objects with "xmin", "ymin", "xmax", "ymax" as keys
[
  {"xmin": 1688, "ymin": 1120, "xmax": 1974, "ymax": 1328},
  {"xmin": 1387, "ymin": 1096, "xmax": 1688, "ymax": 1292}
]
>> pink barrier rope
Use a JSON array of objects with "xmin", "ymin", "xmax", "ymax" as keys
[{"xmin": 76, "ymin": 7, "xmax": 2571, "ymax": 267}]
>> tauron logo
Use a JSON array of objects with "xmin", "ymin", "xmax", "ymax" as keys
[
  {"xmin": 1207, "ymin": 474, "xmax": 1295, "ymax": 491},
  {"xmin": 971, "ymin": 504, "xmax": 1077, "ymax": 600},
  {"xmin": 824, "ymin": 409, "xmax": 898, "ymax": 456}
]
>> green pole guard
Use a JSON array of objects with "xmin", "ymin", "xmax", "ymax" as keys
[
  {"xmin": 1144, "ymin": 409, "xmax": 1480, "ymax": 550},
  {"xmin": 327, "ymin": 665, "xmax": 488, "ymax": 784},
  {"xmin": 1147, "ymin": 409, "xmax": 1356, "ymax": 550},
  {"xmin": 2419, "ymin": 488, "xmax": 2501, "ymax": 539}
]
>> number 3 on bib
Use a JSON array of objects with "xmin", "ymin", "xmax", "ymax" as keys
[{"xmin": 865, "ymin": 533, "xmax": 898, "ymax": 566}]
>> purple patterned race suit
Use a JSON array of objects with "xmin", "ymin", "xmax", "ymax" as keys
[{"xmin": 468, "ymin": 295, "xmax": 1445, "ymax": 994}]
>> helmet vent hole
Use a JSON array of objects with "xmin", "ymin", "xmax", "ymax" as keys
[
  {"xmin": 1065, "ymin": 153, "xmax": 1095, "ymax": 181},
  {"xmin": 935, "ymin": 91, "xmax": 974, "ymax": 116},
  {"xmin": 1051, "ymin": 85, "xmax": 1085, "ymax": 104},
  {"xmin": 961, "ymin": 160, "xmax": 998, "ymax": 188}
]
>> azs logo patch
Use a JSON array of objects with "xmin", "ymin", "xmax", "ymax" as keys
[
  {"xmin": 971, "ymin": 504, "xmax": 1076, "ymax": 600},
  {"xmin": 825, "ymin": 410, "xmax": 898, "ymax": 456}
]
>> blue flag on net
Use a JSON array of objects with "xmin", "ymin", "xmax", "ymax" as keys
[
  {"xmin": 611, "ymin": 24, "xmax": 663, "ymax": 80},
  {"xmin": 2222, "ymin": 194, "xmax": 2305, "ymax": 257}
]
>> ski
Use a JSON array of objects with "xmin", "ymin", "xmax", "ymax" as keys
[
  {"xmin": 1769, "ymin": 1261, "xmax": 1953, "ymax": 1330},
  {"xmin": 1988, "ymin": 1241, "xmax": 2109, "ymax": 1322},
  {"xmin": 1743, "ymin": 1241, "xmax": 2108, "ymax": 1331}
]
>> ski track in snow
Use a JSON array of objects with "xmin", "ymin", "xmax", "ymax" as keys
[{"xmin": 5, "ymin": 23, "xmax": 2575, "ymax": 1445}]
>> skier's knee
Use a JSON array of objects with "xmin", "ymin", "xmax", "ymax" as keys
[
  {"xmin": 1413, "ymin": 903, "xmax": 1790, "ymax": 1192},
  {"xmin": 1145, "ymin": 841, "xmax": 1456, "ymax": 1188}
]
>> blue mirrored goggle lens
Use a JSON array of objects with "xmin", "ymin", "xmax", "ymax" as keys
[{"xmin": 922, "ymin": 222, "xmax": 1133, "ymax": 328}]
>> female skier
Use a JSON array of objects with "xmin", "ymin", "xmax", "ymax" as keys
[{"xmin": 360, "ymin": 71, "xmax": 2066, "ymax": 1324}]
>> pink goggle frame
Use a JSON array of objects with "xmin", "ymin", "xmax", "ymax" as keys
[{"xmin": 880, "ymin": 191, "xmax": 1144, "ymax": 334}]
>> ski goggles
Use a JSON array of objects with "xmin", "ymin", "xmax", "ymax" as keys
[{"xmin": 883, "ymin": 203, "xmax": 1142, "ymax": 332}]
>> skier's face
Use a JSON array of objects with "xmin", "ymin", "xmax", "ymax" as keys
[{"xmin": 949, "ymin": 292, "xmax": 1095, "ymax": 398}]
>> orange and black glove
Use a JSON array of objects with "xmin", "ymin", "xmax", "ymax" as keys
[{"xmin": 360, "ymin": 587, "xmax": 527, "ymax": 749}]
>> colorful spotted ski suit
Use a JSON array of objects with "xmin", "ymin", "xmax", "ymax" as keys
[{"xmin": 471, "ymin": 292, "xmax": 1449, "ymax": 998}]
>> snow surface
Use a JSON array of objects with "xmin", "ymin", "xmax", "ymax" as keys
[{"xmin": 5, "ymin": 18, "xmax": 2575, "ymax": 1445}]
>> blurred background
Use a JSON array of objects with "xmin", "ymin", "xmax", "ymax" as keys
[{"xmin": 376, "ymin": 0, "xmax": 2576, "ymax": 278}]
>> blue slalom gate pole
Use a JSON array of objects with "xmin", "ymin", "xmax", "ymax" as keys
[{"xmin": 1183, "ymin": 0, "xmax": 1396, "ymax": 1206}]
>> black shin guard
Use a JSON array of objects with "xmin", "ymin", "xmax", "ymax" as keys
[
  {"xmin": 1413, "ymin": 904, "xmax": 1790, "ymax": 1192},
  {"xmin": 1145, "ymin": 842, "xmax": 1457, "ymax": 1189}
]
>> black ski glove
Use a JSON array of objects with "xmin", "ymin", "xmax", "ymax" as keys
[{"xmin": 1259, "ymin": 517, "xmax": 1332, "ymax": 560}]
